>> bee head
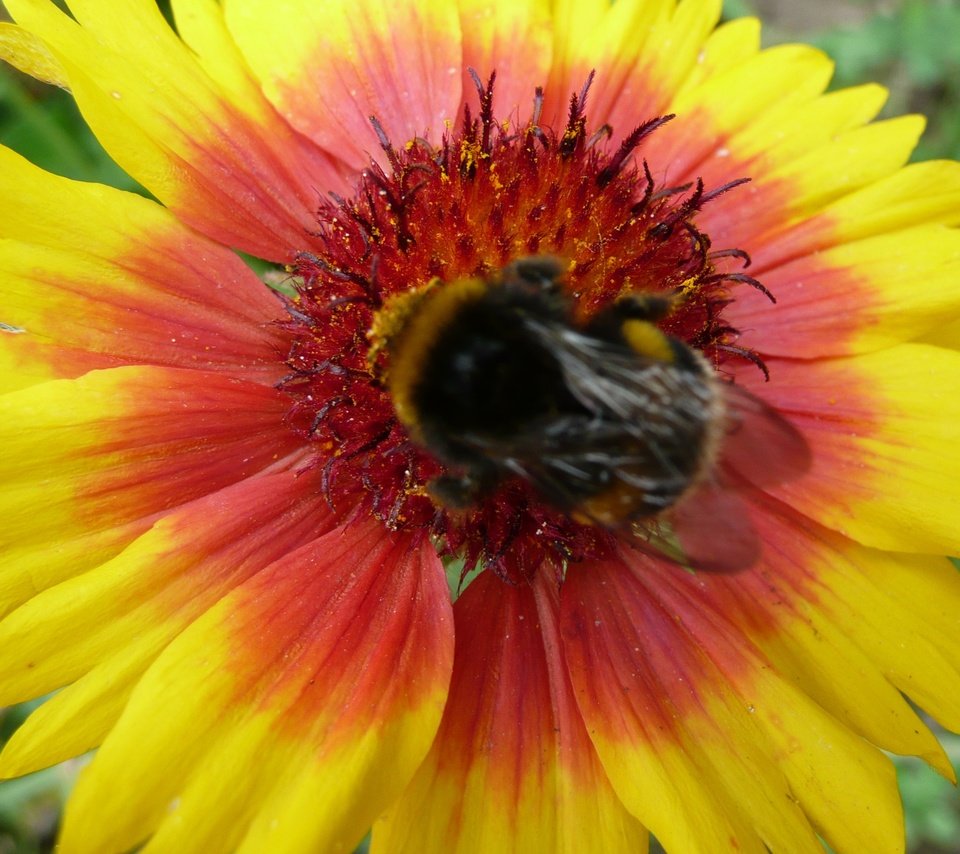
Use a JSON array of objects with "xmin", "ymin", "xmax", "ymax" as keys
[{"xmin": 500, "ymin": 255, "xmax": 567, "ymax": 293}]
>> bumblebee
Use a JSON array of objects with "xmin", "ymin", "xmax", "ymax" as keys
[{"xmin": 369, "ymin": 257, "xmax": 805, "ymax": 568}]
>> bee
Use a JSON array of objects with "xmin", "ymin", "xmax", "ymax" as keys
[{"xmin": 369, "ymin": 256, "xmax": 808, "ymax": 571}]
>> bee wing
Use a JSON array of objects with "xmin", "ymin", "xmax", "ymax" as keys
[
  {"xmin": 457, "ymin": 322, "xmax": 718, "ymax": 517},
  {"xmin": 536, "ymin": 327, "xmax": 811, "ymax": 491},
  {"xmin": 491, "ymin": 428, "xmax": 763, "ymax": 574},
  {"xmin": 719, "ymin": 384, "xmax": 811, "ymax": 488},
  {"xmin": 457, "ymin": 321, "xmax": 809, "ymax": 575},
  {"xmin": 529, "ymin": 322, "xmax": 718, "ymax": 474},
  {"xmin": 642, "ymin": 482, "xmax": 761, "ymax": 573},
  {"xmin": 640, "ymin": 386, "xmax": 810, "ymax": 574},
  {"xmin": 455, "ymin": 415, "xmax": 680, "ymax": 520},
  {"xmin": 544, "ymin": 325, "xmax": 714, "ymax": 431},
  {"xmin": 544, "ymin": 330, "xmax": 813, "ymax": 492}
]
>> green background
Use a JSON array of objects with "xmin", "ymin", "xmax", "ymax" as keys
[{"xmin": 0, "ymin": 1, "xmax": 958, "ymax": 851}]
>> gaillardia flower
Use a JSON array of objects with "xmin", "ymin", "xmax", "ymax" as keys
[{"xmin": 1, "ymin": 0, "xmax": 959, "ymax": 852}]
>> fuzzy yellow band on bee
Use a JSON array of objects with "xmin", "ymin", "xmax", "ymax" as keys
[
  {"xmin": 620, "ymin": 318, "xmax": 677, "ymax": 363},
  {"xmin": 370, "ymin": 277, "xmax": 490, "ymax": 441}
]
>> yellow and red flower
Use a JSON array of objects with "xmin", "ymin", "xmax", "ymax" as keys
[{"xmin": 2, "ymin": 1, "xmax": 960, "ymax": 852}]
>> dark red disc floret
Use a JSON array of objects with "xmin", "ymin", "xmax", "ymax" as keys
[{"xmin": 277, "ymin": 73, "xmax": 765, "ymax": 581}]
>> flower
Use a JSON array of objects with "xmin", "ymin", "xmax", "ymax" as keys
[{"xmin": 1, "ymin": 0, "xmax": 960, "ymax": 852}]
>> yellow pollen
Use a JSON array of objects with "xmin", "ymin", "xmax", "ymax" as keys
[{"xmin": 366, "ymin": 280, "xmax": 439, "ymax": 375}]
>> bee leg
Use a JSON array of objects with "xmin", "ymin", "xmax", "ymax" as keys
[{"xmin": 428, "ymin": 463, "xmax": 499, "ymax": 509}]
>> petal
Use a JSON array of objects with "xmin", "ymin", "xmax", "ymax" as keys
[
  {"xmin": 58, "ymin": 519, "xmax": 452, "ymax": 854},
  {"xmin": 7, "ymin": 0, "xmax": 348, "ymax": 260},
  {"xmin": 0, "ymin": 21, "xmax": 67, "ymax": 86},
  {"xmin": 561, "ymin": 549, "xmax": 904, "ymax": 854},
  {"xmin": 675, "ymin": 15, "xmax": 761, "ymax": 96},
  {"xmin": 644, "ymin": 41, "xmax": 835, "ymax": 188},
  {"xmin": 457, "ymin": 0, "xmax": 553, "ymax": 118},
  {"xmin": 0, "ymin": 469, "xmax": 332, "ymax": 775},
  {"xmin": 648, "ymin": 66, "xmax": 924, "ymax": 264},
  {"xmin": 224, "ymin": 0, "xmax": 462, "ymax": 171},
  {"xmin": 742, "ymin": 114, "xmax": 924, "ymax": 224},
  {"xmin": 0, "ymin": 145, "xmax": 286, "ymax": 392},
  {"xmin": 923, "ymin": 313, "xmax": 960, "ymax": 349},
  {"xmin": 739, "ymin": 501, "xmax": 960, "ymax": 745},
  {"xmin": 728, "ymin": 82, "xmax": 889, "ymax": 166},
  {"xmin": 748, "ymin": 159, "xmax": 960, "ymax": 271},
  {"xmin": 374, "ymin": 571, "xmax": 646, "ymax": 853},
  {"xmin": 547, "ymin": 0, "xmax": 722, "ymax": 137},
  {"xmin": 642, "ymin": 501, "xmax": 958, "ymax": 782},
  {"xmin": 0, "ymin": 366, "xmax": 301, "ymax": 615},
  {"xmin": 748, "ymin": 344, "xmax": 960, "ymax": 554},
  {"xmin": 727, "ymin": 224, "xmax": 960, "ymax": 357},
  {"xmin": 547, "ymin": 0, "xmax": 607, "ymax": 93}
]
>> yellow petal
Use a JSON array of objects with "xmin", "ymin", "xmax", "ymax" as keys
[
  {"xmin": 728, "ymin": 224, "xmax": 960, "ymax": 356},
  {"xmin": 6, "ymin": 0, "xmax": 346, "ymax": 259},
  {"xmin": 562, "ymin": 551, "xmax": 903, "ymax": 853},
  {"xmin": 0, "ymin": 471, "xmax": 327, "ymax": 712},
  {"xmin": 751, "ymin": 160, "xmax": 960, "ymax": 269},
  {"xmin": 723, "ymin": 504, "xmax": 957, "ymax": 779},
  {"xmin": 676, "ymin": 15, "xmax": 761, "ymax": 95},
  {"xmin": 646, "ymin": 42, "xmax": 834, "ymax": 183},
  {"xmin": 0, "ymin": 367, "xmax": 299, "ymax": 614},
  {"xmin": 224, "ymin": 0, "xmax": 462, "ymax": 169},
  {"xmin": 457, "ymin": 0, "xmax": 553, "ymax": 118},
  {"xmin": 548, "ymin": 0, "xmax": 723, "ymax": 136},
  {"xmin": 57, "ymin": 521, "xmax": 452, "ymax": 854},
  {"xmin": 753, "ymin": 345, "xmax": 960, "ymax": 555},
  {"xmin": 374, "ymin": 572, "xmax": 647, "ymax": 853},
  {"xmin": 0, "ymin": 145, "xmax": 285, "ymax": 394},
  {"xmin": 760, "ymin": 114, "xmax": 924, "ymax": 214},
  {"xmin": 733, "ymin": 83, "xmax": 889, "ymax": 164},
  {"xmin": 0, "ymin": 20, "xmax": 67, "ymax": 86},
  {"xmin": 0, "ymin": 629, "xmax": 161, "ymax": 777}
]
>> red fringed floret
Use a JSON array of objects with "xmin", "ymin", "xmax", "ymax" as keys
[{"xmin": 278, "ymin": 74, "xmax": 766, "ymax": 580}]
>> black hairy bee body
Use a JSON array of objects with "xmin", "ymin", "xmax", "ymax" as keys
[{"xmin": 373, "ymin": 257, "xmax": 726, "ymax": 528}]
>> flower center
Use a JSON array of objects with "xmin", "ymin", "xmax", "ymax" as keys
[{"xmin": 279, "ymin": 73, "xmax": 766, "ymax": 580}]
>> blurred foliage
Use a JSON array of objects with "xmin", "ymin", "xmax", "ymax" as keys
[
  {"xmin": 1, "ymin": 0, "xmax": 959, "ymax": 851},
  {"xmin": 813, "ymin": 0, "xmax": 960, "ymax": 162},
  {"xmin": 723, "ymin": 0, "xmax": 960, "ymax": 162},
  {"xmin": 0, "ymin": 67, "xmax": 139, "ymax": 188},
  {"xmin": 0, "ymin": 702, "xmax": 78, "ymax": 854},
  {"xmin": 898, "ymin": 732, "xmax": 960, "ymax": 854}
]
